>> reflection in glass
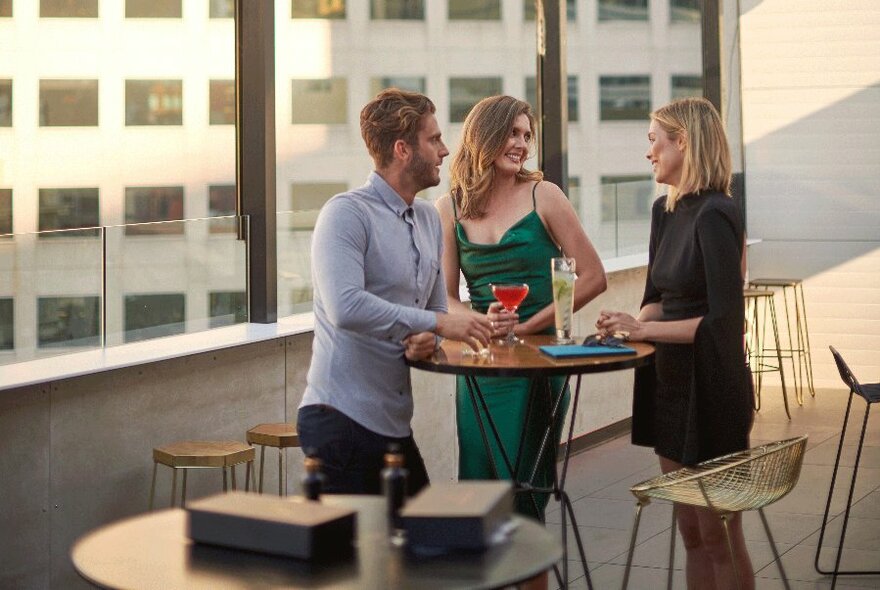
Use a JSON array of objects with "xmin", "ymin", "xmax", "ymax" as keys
[
  {"xmin": 671, "ymin": 0, "xmax": 700, "ymax": 23},
  {"xmin": 0, "ymin": 298, "xmax": 11, "ymax": 350},
  {"xmin": 208, "ymin": 185, "xmax": 236, "ymax": 233},
  {"xmin": 209, "ymin": 0, "xmax": 234, "ymax": 18},
  {"xmin": 525, "ymin": 76, "xmax": 579, "ymax": 122},
  {"xmin": 371, "ymin": 0, "xmax": 423, "ymax": 20},
  {"xmin": 124, "ymin": 293, "xmax": 185, "ymax": 343},
  {"xmin": 672, "ymin": 75, "xmax": 702, "ymax": 100},
  {"xmin": 124, "ymin": 187, "xmax": 184, "ymax": 235},
  {"xmin": 38, "ymin": 296, "xmax": 100, "ymax": 348},
  {"xmin": 209, "ymin": 79, "xmax": 235, "ymax": 125},
  {"xmin": 38, "ymin": 188, "xmax": 100, "ymax": 237},
  {"xmin": 40, "ymin": 0, "xmax": 98, "ymax": 18},
  {"xmin": 39, "ymin": 79, "xmax": 99, "ymax": 127},
  {"xmin": 292, "ymin": 0, "xmax": 345, "ymax": 19},
  {"xmin": 125, "ymin": 80, "xmax": 183, "ymax": 126},
  {"xmin": 292, "ymin": 78, "xmax": 347, "ymax": 124},
  {"xmin": 125, "ymin": 0, "xmax": 181, "ymax": 18},
  {"xmin": 449, "ymin": 77, "xmax": 503, "ymax": 123},
  {"xmin": 600, "ymin": 75, "xmax": 650, "ymax": 121},
  {"xmin": 209, "ymin": 291, "xmax": 247, "ymax": 327},
  {"xmin": 0, "ymin": 189, "xmax": 10, "ymax": 234},
  {"xmin": 523, "ymin": 0, "xmax": 575, "ymax": 21},
  {"xmin": 599, "ymin": 0, "xmax": 648, "ymax": 22},
  {"xmin": 449, "ymin": 0, "xmax": 500, "ymax": 20},
  {"xmin": 369, "ymin": 77, "xmax": 425, "ymax": 97}
]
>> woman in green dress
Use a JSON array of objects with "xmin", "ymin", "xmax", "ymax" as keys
[{"xmin": 435, "ymin": 95, "xmax": 606, "ymax": 520}]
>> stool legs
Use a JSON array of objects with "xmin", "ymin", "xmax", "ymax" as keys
[
  {"xmin": 181, "ymin": 470, "xmax": 188, "ymax": 507},
  {"xmin": 148, "ymin": 462, "xmax": 158, "ymax": 510},
  {"xmin": 278, "ymin": 448, "xmax": 284, "ymax": 496},
  {"xmin": 796, "ymin": 284, "xmax": 816, "ymax": 397},
  {"xmin": 258, "ymin": 445, "xmax": 266, "ymax": 493}
]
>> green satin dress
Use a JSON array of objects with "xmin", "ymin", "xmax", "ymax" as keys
[{"xmin": 453, "ymin": 183, "xmax": 570, "ymax": 520}]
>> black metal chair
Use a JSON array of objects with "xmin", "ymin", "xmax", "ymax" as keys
[{"xmin": 814, "ymin": 347, "xmax": 880, "ymax": 588}]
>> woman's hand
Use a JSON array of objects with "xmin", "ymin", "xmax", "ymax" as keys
[
  {"xmin": 486, "ymin": 301, "xmax": 519, "ymax": 339},
  {"xmin": 595, "ymin": 310, "xmax": 645, "ymax": 342}
]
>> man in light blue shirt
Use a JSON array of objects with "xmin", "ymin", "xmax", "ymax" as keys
[{"xmin": 298, "ymin": 89, "xmax": 492, "ymax": 495}]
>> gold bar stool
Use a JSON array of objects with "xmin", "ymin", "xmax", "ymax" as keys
[
  {"xmin": 246, "ymin": 423, "xmax": 300, "ymax": 495},
  {"xmin": 148, "ymin": 440, "xmax": 255, "ymax": 510},
  {"xmin": 749, "ymin": 278, "xmax": 815, "ymax": 404},
  {"xmin": 744, "ymin": 288, "xmax": 791, "ymax": 419}
]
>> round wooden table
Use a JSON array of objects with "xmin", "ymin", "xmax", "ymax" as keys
[
  {"xmin": 408, "ymin": 334, "xmax": 654, "ymax": 589},
  {"xmin": 71, "ymin": 495, "xmax": 562, "ymax": 590}
]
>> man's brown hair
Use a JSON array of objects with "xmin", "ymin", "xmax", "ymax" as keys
[{"xmin": 360, "ymin": 88, "xmax": 436, "ymax": 168}]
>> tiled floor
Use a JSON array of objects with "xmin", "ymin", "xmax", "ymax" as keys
[{"xmin": 545, "ymin": 385, "xmax": 880, "ymax": 589}]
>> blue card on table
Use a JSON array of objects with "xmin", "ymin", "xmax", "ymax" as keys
[{"xmin": 539, "ymin": 344, "xmax": 636, "ymax": 358}]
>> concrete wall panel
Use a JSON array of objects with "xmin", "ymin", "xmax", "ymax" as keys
[{"xmin": 0, "ymin": 385, "xmax": 51, "ymax": 590}]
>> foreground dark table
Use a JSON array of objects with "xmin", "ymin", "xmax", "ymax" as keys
[
  {"xmin": 408, "ymin": 334, "xmax": 655, "ymax": 589},
  {"xmin": 71, "ymin": 495, "xmax": 561, "ymax": 589}
]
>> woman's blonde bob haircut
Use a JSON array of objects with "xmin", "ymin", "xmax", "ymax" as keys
[
  {"xmin": 651, "ymin": 97, "xmax": 732, "ymax": 211},
  {"xmin": 449, "ymin": 95, "xmax": 542, "ymax": 219}
]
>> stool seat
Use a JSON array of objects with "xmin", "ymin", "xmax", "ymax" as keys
[
  {"xmin": 743, "ymin": 288, "xmax": 774, "ymax": 298},
  {"xmin": 749, "ymin": 278, "xmax": 801, "ymax": 287},
  {"xmin": 149, "ymin": 440, "xmax": 255, "ymax": 510},
  {"xmin": 246, "ymin": 423, "xmax": 300, "ymax": 448},
  {"xmin": 153, "ymin": 440, "xmax": 255, "ymax": 468}
]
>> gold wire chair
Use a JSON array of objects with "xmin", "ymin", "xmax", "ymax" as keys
[{"xmin": 621, "ymin": 436, "xmax": 808, "ymax": 590}]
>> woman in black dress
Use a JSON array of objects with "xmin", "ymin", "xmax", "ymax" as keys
[{"xmin": 597, "ymin": 97, "xmax": 754, "ymax": 589}]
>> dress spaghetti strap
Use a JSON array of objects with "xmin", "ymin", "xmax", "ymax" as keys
[{"xmin": 532, "ymin": 181, "xmax": 540, "ymax": 210}]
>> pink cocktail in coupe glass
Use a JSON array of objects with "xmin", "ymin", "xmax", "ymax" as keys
[{"xmin": 490, "ymin": 283, "xmax": 529, "ymax": 345}]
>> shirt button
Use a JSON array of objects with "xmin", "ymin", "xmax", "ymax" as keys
[{"xmin": 415, "ymin": 298, "xmax": 420, "ymax": 304}]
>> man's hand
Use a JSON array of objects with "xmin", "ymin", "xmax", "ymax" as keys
[
  {"xmin": 403, "ymin": 332, "xmax": 437, "ymax": 361},
  {"xmin": 435, "ymin": 311, "xmax": 492, "ymax": 352}
]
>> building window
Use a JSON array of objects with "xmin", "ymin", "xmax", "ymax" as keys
[
  {"xmin": 124, "ymin": 187, "xmax": 184, "ymax": 235},
  {"xmin": 37, "ymin": 296, "xmax": 100, "ymax": 348},
  {"xmin": 671, "ymin": 0, "xmax": 700, "ymax": 23},
  {"xmin": 371, "ymin": 0, "xmax": 423, "ymax": 20},
  {"xmin": 600, "ymin": 75, "xmax": 650, "ymax": 121},
  {"xmin": 40, "ymin": 0, "xmax": 98, "ymax": 17},
  {"xmin": 672, "ymin": 75, "xmax": 702, "ymax": 100},
  {"xmin": 0, "ymin": 79, "xmax": 9, "ymax": 126},
  {"xmin": 209, "ymin": 291, "xmax": 247, "ymax": 328},
  {"xmin": 0, "ymin": 298, "xmax": 11, "ymax": 350},
  {"xmin": 524, "ymin": 0, "xmax": 575, "ymax": 21},
  {"xmin": 292, "ymin": 0, "xmax": 345, "ymax": 19},
  {"xmin": 598, "ymin": 0, "xmax": 648, "ymax": 22},
  {"xmin": 124, "ymin": 293, "xmax": 185, "ymax": 343},
  {"xmin": 525, "ymin": 76, "xmax": 579, "ymax": 122},
  {"xmin": 292, "ymin": 78, "xmax": 347, "ymax": 124},
  {"xmin": 0, "ymin": 189, "xmax": 10, "ymax": 235},
  {"xmin": 208, "ymin": 184, "xmax": 236, "ymax": 233},
  {"xmin": 125, "ymin": 80, "xmax": 183, "ymax": 126},
  {"xmin": 600, "ymin": 174, "xmax": 654, "ymax": 222},
  {"xmin": 209, "ymin": 80, "xmax": 235, "ymax": 125},
  {"xmin": 39, "ymin": 79, "xmax": 98, "ymax": 127},
  {"xmin": 0, "ymin": 0, "xmax": 10, "ymax": 17},
  {"xmin": 369, "ymin": 77, "xmax": 426, "ymax": 97},
  {"xmin": 38, "ymin": 188, "xmax": 100, "ymax": 237},
  {"xmin": 209, "ymin": 0, "xmax": 234, "ymax": 18},
  {"xmin": 449, "ymin": 0, "xmax": 500, "ymax": 20},
  {"xmin": 449, "ymin": 77, "xmax": 503, "ymax": 123},
  {"xmin": 568, "ymin": 176, "xmax": 581, "ymax": 217},
  {"xmin": 125, "ymin": 0, "xmax": 181, "ymax": 18}
]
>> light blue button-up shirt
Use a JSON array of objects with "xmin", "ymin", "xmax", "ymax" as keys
[{"xmin": 300, "ymin": 172, "xmax": 447, "ymax": 437}]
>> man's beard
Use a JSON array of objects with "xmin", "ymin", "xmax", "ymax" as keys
[{"xmin": 406, "ymin": 149, "xmax": 439, "ymax": 192}]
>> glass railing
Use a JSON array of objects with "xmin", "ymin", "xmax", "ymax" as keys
[
  {"xmin": 0, "ymin": 215, "xmax": 248, "ymax": 367},
  {"xmin": 276, "ymin": 210, "xmax": 315, "ymax": 318},
  {"xmin": 571, "ymin": 179, "xmax": 657, "ymax": 259}
]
